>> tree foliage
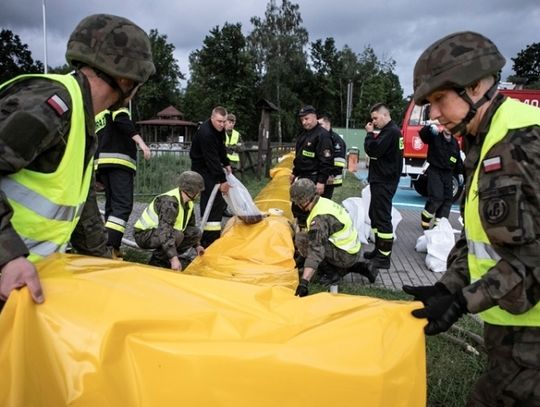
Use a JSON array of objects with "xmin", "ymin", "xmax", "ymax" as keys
[
  {"xmin": 132, "ymin": 29, "xmax": 184, "ymax": 122},
  {"xmin": 0, "ymin": 29, "xmax": 43, "ymax": 82},
  {"xmin": 248, "ymin": 0, "xmax": 310, "ymax": 142},
  {"xmin": 510, "ymin": 42, "xmax": 540, "ymax": 88},
  {"xmin": 184, "ymin": 23, "xmax": 258, "ymax": 137}
]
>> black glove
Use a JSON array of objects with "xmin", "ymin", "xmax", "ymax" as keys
[
  {"xmin": 402, "ymin": 283, "xmax": 450, "ymax": 306},
  {"xmin": 295, "ymin": 278, "xmax": 309, "ymax": 297},
  {"xmin": 411, "ymin": 291, "xmax": 468, "ymax": 335}
]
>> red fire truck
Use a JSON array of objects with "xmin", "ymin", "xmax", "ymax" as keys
[{"xmin": 400, "ymin": 87, "xmax": 540, "ymax": 200}]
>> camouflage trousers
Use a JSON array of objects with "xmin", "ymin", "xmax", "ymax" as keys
[
  {"xmin": 134, "ymin": 226, "xmax": 201, "ymax": 268},
  {"xmin": 467, "ymin": 323, "xmax": 540, "ymax": 406},
  {"xmin": 295, "ymin": 232, "xmax": 360, "ymax": 277}
]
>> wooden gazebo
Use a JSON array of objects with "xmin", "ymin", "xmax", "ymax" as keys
[{"xmin": 136, "ymin": 106, "xmax": 198, "ymax": 146}]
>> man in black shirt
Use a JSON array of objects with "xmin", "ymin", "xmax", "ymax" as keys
[
  {"xmin": 363, "ymin": 103, "xmax": 404, "ymax": 269},
  {"xmin": 290, "ymin": 105, "xmax": 334, "ymax": 227},
  {"xmin": 190, "ymin": 106, "xmax": 231, "ymax": 247},
  {"xmin": 318, "ymin": 114, "xmax": 347, "ymax": 199}
]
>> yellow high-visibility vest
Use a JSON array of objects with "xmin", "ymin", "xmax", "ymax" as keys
[
  {"xmin": 466, "ymin": 98, "xmax": 540, "ymax": 326},
  {"xmin": 0, "ymin": 74, "xmax": 92, "ymax": 262},
  {"xmin": 307, "ymin": 197, "xmax": 360, "ymax": 254},
  {"xmin": 226, "ymin": 129, "xmax": 240, "ymax": 162},
  {"xmin": 135, "ymin": 188, "xmax": 194, "ymax": 231}
]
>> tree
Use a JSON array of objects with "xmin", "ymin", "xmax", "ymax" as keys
[
  {"xmin": 132, "ymin": 29, "xmax": 184, "ymax": 122},
  {"xmin": 184, "ymin": 23, "xmax": 258, "ymax": 137},
  {"xmin": 248, "ymin": 0, "xmax": 310, "ymax": 142},
  {"xmin": 0, "ymin": 29, "xmax": 43, "ymax": 82},
  {"xmin": 510, "ymin": 42, "xmax": 540, "ymax": 88}
]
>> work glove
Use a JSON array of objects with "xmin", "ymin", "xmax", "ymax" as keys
[
  {"xmin": 410, "ymin": 291, "xmax": 468, "ymax": 335},
  {"xmin": 295, "ymin": 278, "xmax": 309, "ymax": 297},
  {"xmin": 402, "ymin": 282, "xmax": 450, "ymax": 306}
]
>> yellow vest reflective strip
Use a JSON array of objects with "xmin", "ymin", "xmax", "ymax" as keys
[
  {"xmin": 0, "ymin": 73, "xmax": 91, "ymax": 263},
  {"xmin": 226, "ymin": 129, "xmax": 240, "ymax": 162},
  {"xmin": 203, "ymin": 221, "xmax": 222, "ymax": 231},
  {"xmin": 112, "ymin": 107, "xmax": 130, "ymax": 120},
  {"xmin": 105, "ymin": 216, "xmax": 127, "ymax": 233},
  {"xmin": 465, "ymin": 98, "xmax": 540, "ymax": 326},
  {"xmin": 134, "ymin": 188, "xmax": 194, "ymax": 231},
  {"xmin": 95, "ymin": 152, "xmax": 137, "ymax": 170},
  {"xmin": 307, "ymin": 197, "xmax": 360, "ymax": 254},
  {"xmin": 334, "ymin": 157, "xmax": 347, "ymax": 167},
  {"xmin": 95, "ymin": 110, "xmax": 109, "ymax": 133}
]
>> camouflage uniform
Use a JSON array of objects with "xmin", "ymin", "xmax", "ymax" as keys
[
  {"xmin": 295, "ymin": 198, "xmax": 361, "ymax": 279},
  {"xmin": 0, "ymin": 73, "xmax": 110, "ymax": 268},
  {"xmin": 133, "ymin": 195, "xmax": 202, "ymax": 267},
  {"xmin": 439, "ymin": 93, "xmax": 540, "ymax": 406}
]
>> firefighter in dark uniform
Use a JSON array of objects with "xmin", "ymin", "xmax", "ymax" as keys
[
  {"xmin": 403, "ymin": 31, "xmax": 540, "ymax": 406},
  {"xmin": 419, "ymin": 124, "xmax": 463, "ymax": 229},
  {"xmin": 134, "ymin": 171, "xmax": 205, "ymax": 271},
  {"xmin": 0, "ymin": 14, "xmax": 155, "ymax": 308},
  {"xmin": 290, "ymin": 105, "xmax": 334, "ymax": 227},
  {"xmin": 318, "ymin": 114, "xmax": 347, "ymax": 199},
  {"xmin": 95, "ymin": 107, "xmax": 151, "ymax": 257},
  {"xmin": 290, "ymin": 179, "xmax": 378, "ymax": 297},
  {"xmin": 190, "ymin": 106, "xmax": 231, "ymax": 247},
  {"xmin": 363, "ymin": 103, "xmax": 403, "ymax": 269}
]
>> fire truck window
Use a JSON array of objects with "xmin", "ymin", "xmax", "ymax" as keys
[{"xmin": 409, "ymin": 105, "xmax": 422, "ymax": 125}]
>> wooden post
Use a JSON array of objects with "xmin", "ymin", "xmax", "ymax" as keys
[{"xmin": 256, "ymin": 99, "xmax": 279, "ymax": 179}]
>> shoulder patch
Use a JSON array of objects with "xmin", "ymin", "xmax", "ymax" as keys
[
  {"xmin": 483, "ymin": 197, "xmax": 508, "ymax": 224},
  {"xmin": 482, "ymin": 156, "xmax": 502, "ymax": 173},
  {"xmin": 46, "ymin": 94, "xmax": 69, "ymax": 117},
  {"xmin": 323, "ymin": 149, "xmax": 332, "ymax": 158}
]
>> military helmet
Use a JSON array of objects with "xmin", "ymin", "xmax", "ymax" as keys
[
  {"xmin": 178, "ymin": 171, "xmax": 205, "ymax": 196},
  {"xmin": 413, "ymin": 31, "xmax": 505, "ymax": 105},
  {"xmin": 66, "ymin": 14, "xmax": 155, "ymax": 84},
  {"xmin": 290, "ymin": 178, "xmax": 317, "ymax": 206}
]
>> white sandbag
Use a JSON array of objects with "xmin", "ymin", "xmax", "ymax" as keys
[
  {"xmin": 342, "ymin": 197, "xmax": 368, "ymax": 244},
  {"xmin": 424, "ymin": 218, "xmax": 455, "ymax": 272},
  {"xmin": 415, "ymin": 235, "xmax": 427, "ymax": 253}
]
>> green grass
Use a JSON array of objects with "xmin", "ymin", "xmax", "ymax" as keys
[{"xmin": 124, "ymin": 169, "xmax": 486, "ymax": 407}]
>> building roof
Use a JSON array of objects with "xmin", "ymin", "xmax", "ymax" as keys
[{"xmin": 157, "ymin": 105, "xmax": 184, "ymax": 118}]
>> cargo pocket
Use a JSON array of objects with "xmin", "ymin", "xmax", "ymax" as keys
[{"xmin": 512, "ymin": 328, "xmax": 540, "ymax": 369}]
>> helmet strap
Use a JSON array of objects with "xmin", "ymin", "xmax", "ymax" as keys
[{"xmin": 450, "ymin": 82, "xmax": 498, "ymax": 135}]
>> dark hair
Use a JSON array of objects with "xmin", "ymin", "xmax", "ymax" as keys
[
  {"xmin": 369, "ymin": 103, "xmax": 389, "ymax": 114},
  {"xmin": 318, "ymin": 114, "xmax": 332, "ymax": 123}
]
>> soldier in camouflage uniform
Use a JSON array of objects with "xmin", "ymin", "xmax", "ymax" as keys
[
  {"xmin": 290, "ymin": 179, "xmax": 378, "ymax": 297},
  {"xmin": 403, "ymin": 31, "xmax": 540, "ymax": 406},
  {"xmin": 134, "ymin": 171, "xmax": 206, "ymax": 271},
  {"xmin": 0, "ymin": 14, "xmax": 155, "ymax": 308}
]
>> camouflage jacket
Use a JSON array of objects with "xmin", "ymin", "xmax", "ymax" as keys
[
  {"xmin": 152, "ymin": 195, "xmax": 197, "ymax": 259},
  {"xmin": 440, "ymin": 94, "xmax": 540, "ymax": 315},
  {"xmin": 0, "ymin": 72, "xmax": 109, "ymax": 267},
  {"xmin": 304, "ymin": 212, "xmax": 348, "ymax": 270}
]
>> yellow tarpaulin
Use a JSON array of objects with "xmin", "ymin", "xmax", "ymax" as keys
[{"xmin": 0, "ymin": 254, "xmax": 426, "ymax": 406}]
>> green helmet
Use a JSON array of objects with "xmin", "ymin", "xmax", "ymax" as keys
[
  {"xmin": 290, "ymin": 178, "xmax": 316, "ymax": 206},
  {"xmin": 66, "ymin": 14, "xmax": 155, "ymax": 84},
  {"xmin": 413, "ymin": 31, "xmax": 505, "ymax": 105},
  {"xmin": 178, "ymin": 171, "xmax": 205, "ymax": 196}
]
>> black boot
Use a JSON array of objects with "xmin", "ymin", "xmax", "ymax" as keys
[
  {"xmin": 363, "ymin": 236, "xmax": 378, "ymax": 260},
  {"xmin": 369, "ymin": 237, "xmax": 394, "ymax": 269},
  {"xmin": 349, "ymin": 261, "xmax": 379, "ymax": 283}
]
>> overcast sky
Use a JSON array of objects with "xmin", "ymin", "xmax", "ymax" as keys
[{"xmin": 2, "ymin": 0, "xmax": 539, "ymax": 96}]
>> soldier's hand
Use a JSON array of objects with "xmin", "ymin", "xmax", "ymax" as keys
[
  {"xmin": 410, "ymin": 291, "xmax": 467, "ymax": 335},
  {"xmin": 0, "ymin": 257, "xmax": 44, "ymax": 304},
  {"xmin": 402, "ymin": 283, "xmax": 450, "ymax": 306},
  {"xmin": 295, "ymin": 278, "xmax": 309, "ymax": 297},
  {"xmin": 315, "ymin": 182, "xmax": 325, "ymax": 195},
  {"xmin": 170, "ymin": 256, "xmax": 182, "ymax": 272},
  {"xmin": 195, "ymin": 245, "xmax": 205, "ymax": 256}
]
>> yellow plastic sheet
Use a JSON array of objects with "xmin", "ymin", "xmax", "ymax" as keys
[
  {"xmin": 0, "ymin": 254, "xmax": 426, "ymax": 406},
  {"xmin": 184, "ymin": 215, "xmax": 298, "ymax": 290}
]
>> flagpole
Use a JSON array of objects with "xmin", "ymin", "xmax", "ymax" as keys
[{"xmin": 42, "ymin": 0, "xmax": 48, "ymax": 73}]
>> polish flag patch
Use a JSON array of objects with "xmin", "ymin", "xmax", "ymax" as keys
[
  {"xmin": 46, "ymin": 94, "xmax": 69, "ymax": 116},
  {"xmin": 483, "ymin": 156, "xmax": 502, "ymax": 173}
]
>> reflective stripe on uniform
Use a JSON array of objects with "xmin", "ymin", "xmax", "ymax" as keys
[
  {"xmin": 334, "ymin": 157, "xmax": 346, "ymax": 167},
  {"xmin": 0, "ymin": 178, "xmax": 82, "ymax": 221},
  {"xmin": 95, "ymin": 152, "xmax": 137, "ymax": 170},
  {"xmin": 203, "ymin": 221, "xmax": 222, "ymax": 231}
]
